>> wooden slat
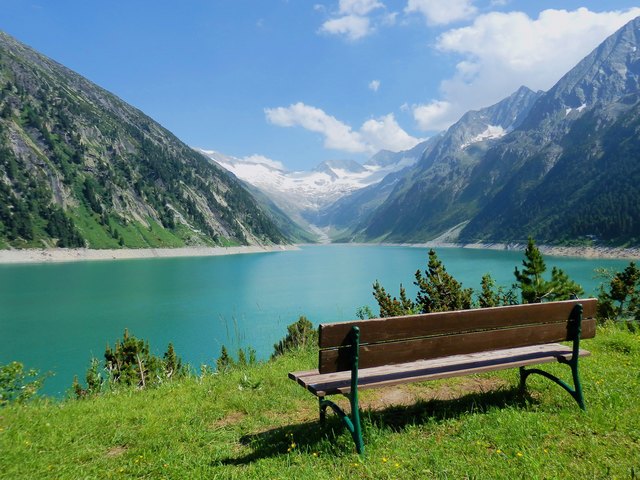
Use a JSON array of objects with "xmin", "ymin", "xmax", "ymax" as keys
[
  {"xmin": 319, "ymin": 318, "xmax": 595, "ymax": 373},
  {"xmin": 319, "ymin": 299, "xmax": 597, "ymax": 349},
  {"xmin": 290, "ymin": 344, "xmax": 591, "ymax": 396}
]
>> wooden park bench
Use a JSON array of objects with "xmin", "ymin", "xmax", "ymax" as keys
[{"xmin": 289, "ymin": 298, "xmax": 597, "ymax": 454}]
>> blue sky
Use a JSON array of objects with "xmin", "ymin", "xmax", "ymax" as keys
[{"xmin": 3, "ymin": 1, "xmax": 640, "ymax": 171}]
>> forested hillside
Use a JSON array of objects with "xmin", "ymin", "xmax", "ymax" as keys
[{"xmin": 0, "ymin": 31, "xmax": 287, "ymax": 249}]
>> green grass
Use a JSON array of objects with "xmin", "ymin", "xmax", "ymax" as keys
[
  {"xmin": 68, "ymin": 205, "xmax": 122, "ymax": 248},
  {"xmin": 1, "ymin": 326, "xmax": 639, "ymax": 479}
]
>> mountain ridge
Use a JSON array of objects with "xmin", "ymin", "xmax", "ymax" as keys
[{"xmin": 336, "ymin": 16, "xmax": 640, "ymax": 246}]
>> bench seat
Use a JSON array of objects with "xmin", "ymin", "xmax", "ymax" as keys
[{"xmin": 290, "ymin": 343, "xmax": 591, "ymax": 397}]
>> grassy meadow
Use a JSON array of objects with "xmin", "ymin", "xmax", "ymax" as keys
[{"xmin": 1, "ymin": 324, "xmax": 639, "ymax": 479}]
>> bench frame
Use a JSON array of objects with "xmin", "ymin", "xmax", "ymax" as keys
[{"xmin": 290, "ymin": 299, "xmax": 595, "ymax": 455}]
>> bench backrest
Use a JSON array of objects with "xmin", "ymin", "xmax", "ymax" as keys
[{"xmin": 318, "ymin": 299, "xmax": 597, "ymax": 374}]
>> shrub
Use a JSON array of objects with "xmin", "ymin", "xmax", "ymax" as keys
[
  {"xmin": 74, "ymin": 330, "xmax": 186, "ymax": 396},
  {"xmin": 0, "ymin": 361, "xmax": 45, "ymax": 406},
  {"xmin": 597, "ymin": 261, "xmax": 640, "ymax": 326},
  {"xmin": 272, "ymin": 316, "xmax": 317, "ymax": 358}
]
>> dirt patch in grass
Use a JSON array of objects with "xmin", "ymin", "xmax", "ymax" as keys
[
  {"xmin": 361, "ymin": 376, "xmax": 510, "ymax": 410},
  {"xmin": 209, "ymin": 411, "xmax": 246, "ymax": 429},
  {"xmin": 105, "ymin": 446, "xmax": 127, "ymax": 458}
]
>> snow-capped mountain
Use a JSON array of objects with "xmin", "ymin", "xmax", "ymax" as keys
[{"xmin": 197, "ymin": 147, "xmax": 425, "ymax": 225}]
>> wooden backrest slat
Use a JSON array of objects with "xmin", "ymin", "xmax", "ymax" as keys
[
  {"xmin": 319, "ymin": 299, "xmax": 597, "ymax": 349},
  {"xmin": 319, "ymin": 318, "xmax": 596, "ymax": 373}
]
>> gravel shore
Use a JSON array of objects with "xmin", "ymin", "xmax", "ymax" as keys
[
  {"xmin": 1, "ymin": 242, "xmax": 638, "ymax": 265},
  {"xmin": 0, "ymin": 245, "xmax": 298, "ymax": 264},
  {"xmin": 401, "ymin": 242, "xmax": 640, "ymax": 260}
]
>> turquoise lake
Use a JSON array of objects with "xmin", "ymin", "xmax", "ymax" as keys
[{"xmin": 0, "ymin": 245, "xmax": 630, "ymax": 396}]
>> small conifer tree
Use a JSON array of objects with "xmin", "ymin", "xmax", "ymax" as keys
[
  {"xmin": 216, "ymin": 345, "xmax": 233, "ymax": 372},
  {"xmin": 597, "ymin": 261, "xmax": 640, "ymax": 324},
  {"xmin": 104, "ymin": 329, "xmax": 162, "ymax": 388},
  {"xmin": 163, "ymin": 343, "xmax": 184, "ymax": 379},
  {"xmin": 478, "ymin": 274, "xmax": 517, "ymax": 308},
  {"xmin": 372, "ymin": 282, "xmax": 415, "ymax": 317},
  {"xmin": 237, "ymin": 348, "xmax": 247, "ymax": 367},
  {"xmin": 514, "ymin": 238, "xmax": 583, "ymax": 303},
  {"xmin": 373, "ymin": 249, "xmax": 473, "ymax": 317},
  {"xmin": 414, "ymin": 250, "xmax": 474, "ymax": 313},
  {"xmin": 272, "ymin": 316, "xmax": 317, "ymax": 358}
]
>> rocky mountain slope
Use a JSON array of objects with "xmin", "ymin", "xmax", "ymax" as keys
[
  {"xmin": 356, "ymin": 85, "xmax": 543, "ymax": 241},
  {"xmin": 460, "ymin": 16, "xmax": 640, "ymax": 245},
  {"xmin": 0, "ymin": 31, "xmax": 287, "ymax": 249},
  {"xmin": 352, "ymin": 16, "xmax": 640, "ymax": 246}
]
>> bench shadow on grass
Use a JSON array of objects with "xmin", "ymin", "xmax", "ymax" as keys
[{"xmin": 217, "ymin": 386, "xmax": 536, "ymax": 465}]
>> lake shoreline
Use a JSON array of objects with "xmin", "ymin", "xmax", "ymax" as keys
[
  {"xmin": 0, "ymin": 244, "xmax": 298, "ymax": 264},
  {"xmin": 395, "ymin": 241, "xmax": 640, "ymax": 260},
  {"xmin": 1, "ymin": 241, "xmax": 639, "ymax": 265}
]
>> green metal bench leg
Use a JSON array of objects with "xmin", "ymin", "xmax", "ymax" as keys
[
  {"xmin": 316, "ymin": 326, "xmax": 365, "ymax": 455},
  {"xmin": 319, "ymin": 397, "xmax": 364, "ymax": 454},
  {"xmin": 519, "ymin": 304, "xmax": 586, "ymax": 410}
]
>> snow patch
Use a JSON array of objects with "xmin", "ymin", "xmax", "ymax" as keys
[
  {"xmin": 196, "ymin": 148, "xmax": 418, "ymax": 211},
  {"xmin": 577, "ymin": 103, "xmax": 587, "ymax": 112},
  {"xmin": 460, "ymin": 125, "xmax": 506, "ymax": 150}
]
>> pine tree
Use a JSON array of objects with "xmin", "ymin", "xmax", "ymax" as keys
[
  {"xmin": 216, "ymin": 345, "xmax": 232, "ymax": 372},
  {"xmin": 85, "ymin": 357, "xmax": 103, "ymax": 394},
  {"xmin": 478, "ymin": 274, "xmax": 499, "ymax": 308},
  {"xmin": 414, "ymin": 250, "xmax": 473, "ymax": 313},
  {"xmin": 514, "ymin": 237, "xmax": 583, "ymax": 303},
  {"xmin": 163, "ymin": 343, "xmax": 184, "ymax": 379},
  {"xmin": 478, "ymin": 274, "xmax": 518, "ymax": 308},
  {"xmin": 373, "ymin": 249, "xmax": 474, "ymax": 317},
  {"xmin": 104, "ymin": 329, "xmax": 162, "ymax": 387},
  {"xmin": 372, "ymin": 281, "xmax": 415, "ymax": 317},
  {"xmin": 247, "ymin": 347, "xmax": 257, "ymax": 366},
  {"xmin": 514, "ymin": 238, "xmax": 548, "ymax": 303},
  {"xmin": 597, "ymin": 261, "xmax": 640, "ymax": 323},
  {"xmin": 237, "ymin": 348, "xmax": 247, "ymax": 367},
  {"xmin": 73, "ymin": 357, "xmax": 104, "ymax": 399}
]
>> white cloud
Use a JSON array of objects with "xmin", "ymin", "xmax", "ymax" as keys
[
  {"xmin": 360, "ymin": 114, "xmax": 424, "ymax": 152},
  {"xmin": 266, "ymin": 102, "xmax": 368, "ymax": 153},
  {"xmin": 369, "ymin": 79, "xmax": 381, "ymax": 91},
  {"xmin": 382, "ymin": 11, "xmax": 398, "ymax": 26},
  {"xmin": 320, "ymin": 14, "xmax": 372, "ymax": 40},
  {"xmin": 405, "ymin": 0, "xmax": 477, "ymax": 25},
  {"xmin": 265, "ymin": 103, "xmax": 422, "ymax": 154},
  {"xmin": 319, "ymin": 0, "xmax": 391, "ymax": 40},
  {"xmin": 412, "ymin": 100, "xmax": 454, "ymax": 131},
  {"xmin": 339, "ymin": 0, "xmax": 384, "ymax": 16},
  {"xmin": 241, "ymin": 154, "xmax": 286, "ymax": 171},
  {"xmin": 413, "ymin": 7, "xmax": 640, "ymax": 131}
]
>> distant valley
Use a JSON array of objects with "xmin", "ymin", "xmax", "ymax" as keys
[{"xmin": 198, "ymin": 143, "xmax": 426, "ymax": 241}]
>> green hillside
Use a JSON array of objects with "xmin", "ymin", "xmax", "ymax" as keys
[{"xmin": 0, "ymin": 31, "xmax": 287, "ymax": 249}]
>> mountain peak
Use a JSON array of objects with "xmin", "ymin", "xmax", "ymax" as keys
[
  {"xmin": 314, "ymin": 159, "xmax": 366, "ymax": 175},
  {"xmin": 522, "ymin": 16, "xmax": 640, "ymax": 128}
]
